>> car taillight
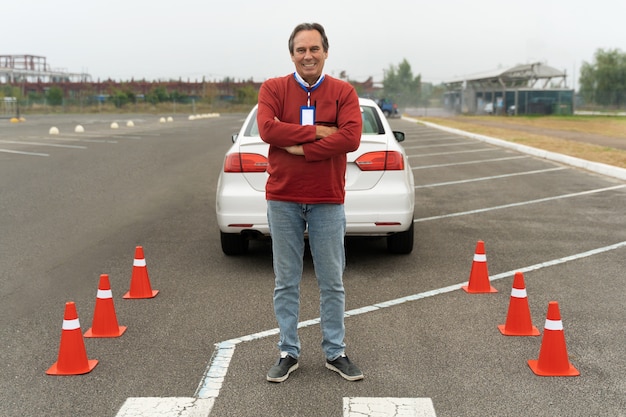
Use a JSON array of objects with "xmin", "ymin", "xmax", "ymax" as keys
[
  {"xmin": 224, "ymin": 153, "xmax": 268, "ymax": 172},
  {"xmin": 355, "ymin": 151, "xmax": 404, "ymax": 171}
]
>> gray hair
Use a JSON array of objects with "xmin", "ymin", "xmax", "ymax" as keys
[{"xmin": 288, "ymin": 23, "xmax": 329, "ymax": 54}]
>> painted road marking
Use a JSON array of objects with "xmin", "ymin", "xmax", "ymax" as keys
[
  {"xmin": 408, "ymin": 148, "xmax": 498, "ymax": 158},
  {"xmin": 343, "ymin": 397, "xmax": 436, "ymax": 417},
  {"xmin": 403, "ymin": 141, "xmax": 478, "ymax": 149},
  {"xmin": 0, "ymin": 139, "xmax": 86, "ymax": 149},
  {"xmin": 44, "ymin": 136, "xmax": 119, "ymax": 144},
  {"xmin": 412, "ymin": 118, "xmax": 626, "ymax": 182},
  {"xmin": 412, "ymin": 155, "xmax": 528, "ymax": 170},
  {"xmin": 115, "ymin": 240, "xmax": 626, "ymax": 417},
  {"xmin": 414, "ymin": 167, "xmax": 566, "ymax": 188},
  {"xmin": 0, "ymin": 148, "xmax": 49, "ymax": 157},
  {"xmin": 117, "ymin": 397, "xmax": 213, "ymax": 416},
  {"xmin": 111, "ymin": 135, "xmax": 144, "ymax": 140},
  {"xmin": 413, "ymin": 185, "xmax": 626, "ymax": 222}
]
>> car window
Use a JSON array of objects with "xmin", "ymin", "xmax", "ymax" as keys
[
  {"xmin": 245, "ymin": 109, "xmax": 260, "ymax": 137},
  {"xmin": 361, "ymin": 106, "xmax": 383, "ymax": 135},
  {"xmin": 244, "ymin": 105, "xmax": 383, "ymax": 137}
]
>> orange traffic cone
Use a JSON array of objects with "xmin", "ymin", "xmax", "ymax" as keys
[
  {"xmin": 498, "ymin": 272, "xmax": 540, "ymax": 336},
  {"xmin": 123, "ymin": 246, "xmax": 158, "ymax": 299},
  {"xmin": 528, "ymin": 301, "xmax": 580, "ymax": 376},
  {"xmin": 462, "ymin": 240, "xmax": 497, "ymax": 293},
  {"xmin": 85, "ymin": 274, "xmax": 127, "ymax": 338},
  {"xmin": 46, "ymin": 302, "xmax": 98, "ymax": 375}
]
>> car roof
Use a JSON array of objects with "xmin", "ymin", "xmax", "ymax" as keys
[{"xmin": 358, "ymin": 97, "xmax": 377, "ymax": 106}]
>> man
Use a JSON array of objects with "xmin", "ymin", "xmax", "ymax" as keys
[{"xmin": 257, "ymin": 22, "xmax": 363, "ymax": 383}]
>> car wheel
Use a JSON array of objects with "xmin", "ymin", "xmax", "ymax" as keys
[
  {"xmin": 387, "ymin": 221, "xmax": 414, "ymax": 254},
  {"xmin": 220, "ymin": 232, "xmax": 249, "ymax": 255},
  {"xmin": 383, "ymin": 110, "xmax": 391, "ymax": 117}
]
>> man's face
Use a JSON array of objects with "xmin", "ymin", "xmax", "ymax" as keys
[{"xmin": 291, "ymin": 29, "xmax": 327, "ymax": 85}]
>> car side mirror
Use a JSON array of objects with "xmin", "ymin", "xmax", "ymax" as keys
[
  {"xmin": 231, "ymin": 133, "xmax": 238, "ymax": 143},
  {"xmin": 393, "ymin": 131, "xmax": 405, "ymax": 143}
]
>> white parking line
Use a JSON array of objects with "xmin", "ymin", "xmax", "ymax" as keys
[
  {"xmin": 409, "ymin": 148, "xmax": 498, "ymax": 158},
  {"xmin": 344, "ymin": 397, "xmax": 436, "ymax": 417},
  {"xmin": 403, "ymin": 142, "xmax": 476, "ymax": 149},
  {"xmin": 111, "ymin": 135, "xmax": 144, "ymax": 140},
  {"xmin": 0, "ymin": 148, "xmax": 49, "ymax": 157},
  {"xmin": 114, "ymin": 240, "xmax": 626, "ymax": 417},
  {"xmin": 412, "ymin": 155, "xmax": 528, "ymax": 170},
  {"xmin": 42, "ymin": 136, "xmax": 119, "ymax": 144},
  {"xmin": 413, "ymin": 184, "xmax": 626, "ymax": 222},
  {"xmin": 406, "ymin": 132, "xmax": 453, "ymax": 140},
  {"xmin": 30, "ymin": 133, "xmax": 114, "ymax": 140},
  {"xmin": 0, "ymin": 140, "xmax": 86, "ymax": 149},
  {"xmin": 116, "ymin": 397, "xmax": 214, "ymax": 417},
  {"xmin": 414, "ymin": 167, "xmax": 565, "ymax": 188},
  {"xmin": 408, "ymin": 118, "xmax": 626, "ymax": 181}
]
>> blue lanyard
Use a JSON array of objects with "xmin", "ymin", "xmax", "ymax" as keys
[{"xmin": 293, "ymin": 72, "xmax": 324, "ymax": 107}]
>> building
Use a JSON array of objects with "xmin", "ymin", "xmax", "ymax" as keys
[
  {"xmin": 0, "ymin": 54, "xmax": 91, "ymax": 83},
  {"xmin": 443, "ymin": 62, "xmax": 574, "ymax": 115}
]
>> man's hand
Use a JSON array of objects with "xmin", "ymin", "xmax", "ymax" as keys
[
  {"xmin": 282, "ymin": 145, "xmax": 304, "ymax": 155},
  {"xmin": 273, "ymin": 116, "xmax": 335, "ymax": 155},
  {"xmin": 315, "ymin": 125, "xmax": 338, "ymax": 139}
]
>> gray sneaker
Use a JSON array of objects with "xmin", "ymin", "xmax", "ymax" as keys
[
  {"xmin": 325, "ymin": 354, "xmax": 364, "ymax": 381},
  {"xmin": 267, "ymin": 352, "xmax": 299, "ymax": 382}
]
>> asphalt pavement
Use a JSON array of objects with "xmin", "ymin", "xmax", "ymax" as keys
[{"xmin": 0, "ymin": 113, "xmax": 624, "ymax": 417}]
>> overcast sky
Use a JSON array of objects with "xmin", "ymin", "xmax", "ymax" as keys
[{"xmin": 4, "ymin": 0, "xmax": 624, "ymax": 89}]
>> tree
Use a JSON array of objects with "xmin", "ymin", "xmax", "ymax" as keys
[
  {"xmin": 169, "ymin": 90, "xmax": 186, "ymax": 103},
  {"xmin": 46, "ymin": 86, "xmax": 64, "ymax": 106},
  {"xmin": 1, "ymin": 85, "xmax": 21, "ymax": 99},
  {"xmin": 146, "ymin": 86, "xmax": 169, "ymax": 104},
  {"xmin": 235, "ymin": 85, "xmax": 258, "ymax": 105},
  {"xmin": 109, "ymin": 89, "xmax": 136, "ymax": 108},
  {"xmin": 382, "ymin": 59, "xmax": 421, "ymax": 107},
  {"xmin": 579, "ymin": 48, "xmax": 626, "ymax": 108}
]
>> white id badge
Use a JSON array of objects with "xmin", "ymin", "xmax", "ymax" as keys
[{"xmin": 300, "ymin": 106, "xmax": 315, "ymax": 126}]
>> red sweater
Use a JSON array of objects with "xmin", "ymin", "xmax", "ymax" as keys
[{"xmin": 257, "ymin": 74, "xmax": 362, "ymax": 204}]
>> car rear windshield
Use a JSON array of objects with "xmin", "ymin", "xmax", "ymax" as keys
[{"xmin": 245, "ymin": 105, "xmax": 384, "ymax": 137}]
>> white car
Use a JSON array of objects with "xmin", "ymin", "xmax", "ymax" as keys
[{"xmin": 216, "ymin": 98, "xmax": 415, "ymax": 255}]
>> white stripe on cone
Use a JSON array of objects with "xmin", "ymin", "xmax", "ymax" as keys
[
  {"xmin": 62, "ymin": 318, "xmax": 81, "ymax": 330},
  {"xmin": 97, "ymin": 289, "xmax": 113, "ymax": 299},
  {"xmin": 134, "ymin": 258, "xmax": 146, "ymax": 267},
  {"xmin": 510, "ymin": 288, "xmax": 527, "ymax": 298},
  {"xmin": 544, "ymin": 319, "xmax": 564, "ymax": 331}
]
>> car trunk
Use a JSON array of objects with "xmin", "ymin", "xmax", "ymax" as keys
[{"xmin": 239, "ymin": 134, "xmax": 388, "ymax": 192}]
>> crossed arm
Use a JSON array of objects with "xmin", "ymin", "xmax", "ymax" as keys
[{"xmin": 276, "ymin": 116, "xmax": 338, "ymax": 156}]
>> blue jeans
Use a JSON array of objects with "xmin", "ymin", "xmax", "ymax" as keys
[{"xmin": 267, "ymin": 200, "xmax": 347, "ymax": 361}]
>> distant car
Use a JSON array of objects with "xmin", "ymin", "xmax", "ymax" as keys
[
  {"xmin": 376, "ymin": 98, "xmax": 399, "ymax": 118},
  {"xmin": 484, "ymin": 102, "xmax": 494, "ymax": 114},
  {"xmin": 507, "ymin": 105, "xmax": 516, "ymax": 116},
  {"xmin": 215, "ymin": 98, "xmax": 415, "ymax": 255}
]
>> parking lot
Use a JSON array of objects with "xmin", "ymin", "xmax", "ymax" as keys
[{"xmin": 0, "ymin": 114, "xmax": 624, "ymax": 416}]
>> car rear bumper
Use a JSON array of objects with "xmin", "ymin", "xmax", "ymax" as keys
[
  {"xmin": 344, "ymin": 183, "xmax": 414, "ymax": 235},
  {"xmin": 216, "ymin": 183, "xmax": 414, "ymax": 237}
]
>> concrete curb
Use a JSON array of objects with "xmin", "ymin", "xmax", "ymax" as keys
[{"xmin": 402, "ymin": 116, "xmax": 626, "ymax": 182}]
